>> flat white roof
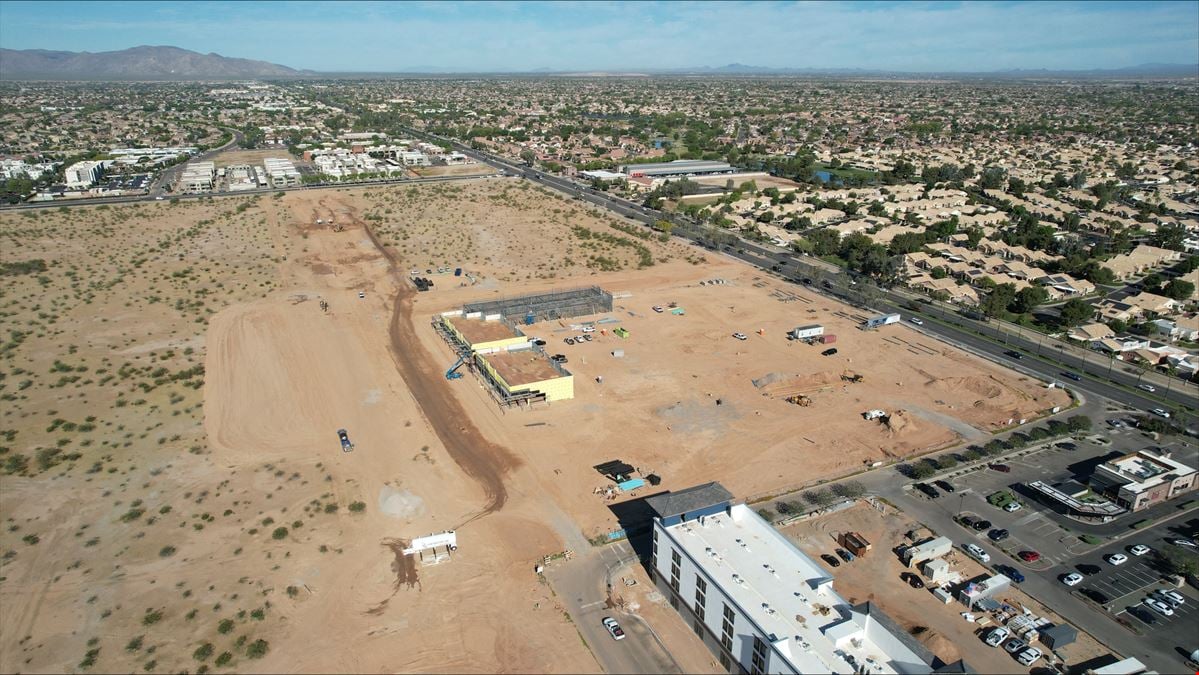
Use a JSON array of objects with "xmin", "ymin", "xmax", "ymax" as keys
[
  {"xmin": 662, "ymin": 503, "xmax": 928, "ymax": 674},
  {"xmin": 1098, "ymin": 451, "xmax": 1196, "ymax": 493}
]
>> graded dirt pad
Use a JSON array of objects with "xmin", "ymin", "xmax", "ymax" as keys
[
  {"xmin": 410, "ymin": 163, "xmax": 499, "ymax": 178},
  {"xmin": 0, "ymin": 181, "xmax": 606, "ymax": 674},
  {"xmin": 781, "ymin": 504, "xmax": 1109, "ymax": 673},
  {"xmin": 413, "ymin": 258, "xmax": 1069, "ymax": 538}
]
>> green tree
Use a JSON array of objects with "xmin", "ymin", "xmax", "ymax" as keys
[
  {"xmin": 1012, "ymin": 286, "xmax": 1049, "ymax": 314},
  {"xmin": 980, "ymin": 283, "xmax": 1018, "ymax": 318},
  {"xmin": 1058, "ymin": 298, "xmax": 1094, "ymax": 327},
  {"xmin": 1162, "ymin": 278, "xmax": 1195, "ymax": 301}
]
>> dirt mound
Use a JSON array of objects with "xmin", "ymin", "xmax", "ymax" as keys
[
  {"xmin": 753, "ymin": 371, "xmax": 838, "ymax": 398},
  {"xmin": 934, "ymin": 375, "xmax": 1003, "ymax": 399},
  {"xmin": 885, "ymin": 410, "xmax": 916, "ymax": 435},
  {"xmin": 915, "ymin": 629, "xmax": 961, "ymax": 665},
  {"xmin": 378, "ymin": 485, "xmax": 425, "ymax": 519}
]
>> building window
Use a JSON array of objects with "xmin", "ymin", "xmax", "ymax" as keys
[
  {"xmin": 720, "ymin": 603, "xmax": 735, "ymax": 654},
  {"xmin": 694, "ymin": 618, "xmax": 705, "ymax": 637},
  {"xmin": 694, "ymin": 600, "xmax": 705, "ymax": 622},
  {"xmin": 750, "ymin": 636, "xmax": 768, "ymax": 675}
]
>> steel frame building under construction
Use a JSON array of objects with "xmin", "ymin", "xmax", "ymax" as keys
[{"xmin": 462, "ymin": 286, "xmax": 613, "ymax": 325}]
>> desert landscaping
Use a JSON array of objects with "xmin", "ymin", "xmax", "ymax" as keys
[{"xmin": 1, "ymin": 177, "xmax": 1069, "ymax": 673}]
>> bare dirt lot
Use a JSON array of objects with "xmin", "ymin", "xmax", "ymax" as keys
[
  {"xmin": 410, "ymin": 163, "xmax": 498, "ymax": 178},
  {"xmin": 1, "ymin": 179, "xmax": 673, "ymax": 673},
  {"xmin": 413, "ymin": 258, "xmax": 1068, "ymax": 538},
  {"xmin": 782, "ymin": 503, "xmax": 1108, "ymax": 673}
]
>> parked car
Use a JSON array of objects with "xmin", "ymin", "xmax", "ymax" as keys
[
  {"xmin": 901, "ymin": 572, "xmax": 925, "ymax": 589},
  {"xmin": 1154, "ymin": 589, "xmax": 1185, "ymax": 608},
  {"xmin": 1076, "ymin": 564, "xmax": 1102, "ymax": 576},
  {"xmin": 581, "ymin": 334, "xmax": 593, "ymax": 342},
  {"xmin": 581, "ymin": 326, "xmax": 595, "ymax": 333},
  {"xmin": 1128, "ymin": 605, "xmax": 1158, "ymax": 625},
  {"xmin": 984, "ymin": 627, "xmax": 1009, "ymax": 647},
  {"xmin": 972, "ymin": 519, "xmax": 992, "ymax": 532},
  {"xmin": 1003, "ymin": 502, "xmax": 1022, "ymax": 513},
  {"xmin": 994, "ymin": 564, "xmax": 1025, "ymax": 583},
  {"xmin": 1169, "ymin": 538, "xmax": 1198, "ymax": 549},
  {"xmin": 550, "ymin": 354, "xmax": 568, "ymax": 364},
  {"xmin": 963, "ymin": 543, "xmax": 990, "ymax": 563},
  {"xmin": 601, "ymin": 617, "xmax": 625, "ymax": 640},
  {"xmin": 565, "ymin": 337, "xmax": 575, "ymax": 345},
  {"xmin": 990, "ymin": 463, "xmax": 1012, "ymax": 473},
  {"xmin": 1081, "ymin": 588, "xmax": 1109, "ymax": 604},
  {"xmin": 1128, "ymin": 544, "xmax": 1151, "ymax": 556},
  {"xmin": 1143, "ymin": 597, "xmax": 1174, "ymax": 616},
  {"xmin": 821, "ymin": 347, "xmax": 839, "ymax": 356},
  {"xmin": 1018, "ymin": 550, "xmax": 1041, "ymax": 563},
  {"xmin": 1138, "ymin": 384, "xmax": 1156, "ymax": 392},
  {"xmin": 1106, "ymin": 553, "xmax": 1128, "ymax": 566},
  {"xmin": 1017, "ymin": 647, "xmax": 1043, "ymax": 666},
  {"xmin": 988, "ymin": 529, "xmax": 1010, "ymax": 542},
  {"xmin": 915, "ymin": 483, "xmax": 941, "ymax": 499},
  {"xmin": 835, "ymin": 548, "xmax": 854, "ymax": 563},
  {"xmin": 530, "ymin": 338, "xmax": 547, "ymax": 346},
  {"xmin": 358, "ymin": 290, "xmax": 366, "ymax": 299},
  {"xmin": 1151, "ymin": 408, "xmax": 1171, "ymax": 418},
  {"xmin": 1061, "ymin": 572, "xmax": 1084, "ymax": 586},
  {"xmin": 732, "ymin": 332, "xmax": 748, "ymax": 341},
  {"xmin": 1003, "ymin": 637, "xmax": 1028, "ymax": 654},
  {"xmin": 820, "ymin": 553, "xmax": 841, "ymax": 568},
  {"xmin": 933, "ymin": 480, "xmax": 955, "ymax": 493},
  {"xmin": 652, "ymin": 306, "xmax": 664, "ymax": 313},
  {"xmin": 1107, "ymin": 419, "xmax": 1127, "ymax": 429}
]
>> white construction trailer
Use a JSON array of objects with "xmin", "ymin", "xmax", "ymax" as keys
[{"xmin": 788, "ymin": 324, "xmax": 825, "ymax": 340}]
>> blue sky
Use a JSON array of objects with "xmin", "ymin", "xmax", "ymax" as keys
[{"xmin": 1, "ymin": 1, "xmax": 1196, "ymax": 72}]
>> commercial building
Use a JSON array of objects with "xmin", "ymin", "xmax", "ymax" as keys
[
  {"xmin": 620, "ymin": 159, "xmax": 734, "ymax": 179},
  {"xmin": 179, "ymin": 161, "xmax": 215, "ymax": 193},
  {"xmin": 1089, "ymin": 449, "xmax": 1196, "ymax": 512},
  {"xmin": 65, "ymin": 160, "xmax": 105, "ymax": 189},
  {"xmin": 902, "ymin": 536, "xmax": 952, "ymax": 568},
  {"xmin": 262, "ymin": 158, "xmax": 301, "ymax": 187},
  {"xmin": 648, "ymin": 483, "xmax": 954, "ymax": 674},
  {"xmin": 957, "ymin": 574, "xmax": 1011, "ymax": 609}
]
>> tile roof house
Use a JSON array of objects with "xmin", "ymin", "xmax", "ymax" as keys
[{"xmin": 1068, "ymin": 322, "xmax": 1116, "ymax": 343}]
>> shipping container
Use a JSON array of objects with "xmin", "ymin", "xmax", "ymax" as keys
[{"xmin": 820, "ymin": 334, "xmax": 837, "ymax": 344}]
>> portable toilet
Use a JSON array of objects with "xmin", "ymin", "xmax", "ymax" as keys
[{"xmin": 524, "ymin": 312, "xmax": 535, "ymax": 325}]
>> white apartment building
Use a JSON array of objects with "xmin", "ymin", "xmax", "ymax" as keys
[
  {"xmin": 262, "ymin": 158, "xmax": 301, "ymax": 188},
  {"xmin": 65, "ymin": 160, "xmax": 105, "ymax": 189},
  {"xmin": 647, "ymin": 483, "xmax": 955, "ymax": 674}
]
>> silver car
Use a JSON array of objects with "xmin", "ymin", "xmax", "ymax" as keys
[{"xmin": 1017, "ymin": 647, "xmax": 1043, "ymax": 666}]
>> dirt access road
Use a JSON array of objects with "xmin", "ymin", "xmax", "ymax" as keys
[{"xmin": 364, "ymin": 213, "xmax": 517, "ymax": 521}]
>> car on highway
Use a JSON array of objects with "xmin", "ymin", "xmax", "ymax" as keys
[
  {"xmin": 1016, "ymin": 647, "xmax": 1043, "ymax": 667},
  {"xmin": 1061, "ymin": 572, "xmax": 1084, "ymax": 586},
  {"xmin": 988, "ymin": 528, "xmax": 1010, "ymax": 542},
  {"xmin": 963, "ymin": 543, "xmax": 990, "ymax": 563},
  {"xmin": 1128, "ymin": 544, "xmax": 1151, "ymax": 556},
  {"xmin": 1063, "ymin": 372, "xmax": 1082, "ymax": 381},
  {"xmin": 1004, "ymin": 350, "xmax": 1023, "ymax": 360},
  {"xmin": 1018, "ymin": 550, "xmax": 1041, "ymax": 563},
  {"xmin": 1143, "ymin": 597, "xmax": 1174, "ymax": 616},
  {"xmin": 1138, "ymin": 384, "xmax": 1156, "ymax": 392},
  {"xmin": 984, "ymin": 627, "xmax": 1009, "ymax": 647},
  {"xmin": 1003, "ymin": 501, "xmax": 1022, "ymax": 513},
  {"xmin": 732, "ymin": 332, "xmax": 748, "ymax": 341},
  {"xmin": 995, "ymin": 564, "xmax": 1025, "ymax": 583},
  {"xmin": 1003, "ymin": 637, "xmax": 1028, "ymax": 654},
  {"xmin": 820, "ymin": 553, "xmax": 841, "ymax": 568},
  {"xmin": 1151, "ymin": 408, "xmax": 1170, "ymax": 418},
  {"xmin": 821, "ymin": 347, "xmax": 839, "ymax": 356},
  {"xmin": 1106, "ymin": 553, "xmax": 1128, "ymax": 566},
  {"xmin": 601, "ymin": 617, "xmax": 626, "ymax": 641},
  {"xmin": 909, "ymin": 317, "xmax": 923, "ymax": 325},
  {"xmin": 933, "ymin": 480, "xmax": 955, "ymax": 493}
]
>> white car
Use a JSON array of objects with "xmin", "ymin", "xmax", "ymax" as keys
[
  {"xmin": 601, "ymin": 616, "xmax": 625, "ymax": 641},
  {"xmin": 984, "ymin": 627, "xmax": 1009, "ymax": 647},
  {"xmin": 1138, "ymin": 384, "xmax": 1156, "ymax": 392},
  {"xmin": 1151, "ymin": 408, "xmax": 1170, "ymax": 418},
  {"xmin": 1143, "ymin": 597, "xmax": 1174, "ymax": 616},
  {"xmin": 1154, "ymin": 589, "xmax": 1186, "ymax": 608},
  {"xmin": 1128, "ymin": 544, "xmax": 1151, "ymax": 556},
  {"xmin": 1017, "ymin": 647, "xmax": 1043, "ymax": 666},
  {"xmin": 358, "ymin": 291, "xmax": 366, "ymax": 299},
  {"xmin": 1106, "ymin": 553, "xmax": 1128, "ymax": 566},
  {"xmin": 652, "ymin": 306, "xmax": 664, "ymax": 313},
  {"xmin": 909, "ymin": 317, "xmax": 923, "ymax": 325},
  {"xmin": 963, "ymin": 543, "xmax": 990, "ymax": 563},
  {"xmin": 1003, "ymin": 502, "xmax": 1022, "ymax": 513},
  {"xmin": 1061, "ymin": 572, "xmax": 1084, "ymax": 586},
  {"xmin": 581, "ymin": 326, "xmax": 595, "ymax": 333},
  {"xmin": 732, "ymin": 332, "xmax": 748, "ymax": 341}
]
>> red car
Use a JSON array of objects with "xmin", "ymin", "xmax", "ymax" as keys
[{"xmin": 1018, "ymin": 550, "xmax": 1041, "ymax": 563}]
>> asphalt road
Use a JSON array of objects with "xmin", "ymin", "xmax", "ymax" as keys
[{"xmin": 544, "ymin": 542, "xmax": 682, "ymax": 675}]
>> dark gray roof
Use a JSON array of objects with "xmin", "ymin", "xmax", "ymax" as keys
[
  {"xmin": 1039, "ymin": 623, "xmax": 1078, "ymax": 645},
  {"xmin": 644, "ymin": 482, "xmax": 733, "ymax": 518}
]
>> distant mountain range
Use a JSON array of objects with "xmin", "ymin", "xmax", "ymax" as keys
[
  {"xmin": 0, "ymin": 47, "xmax": 1195, "ymax": 80},
  {"xmin": 0, "ymin": 46, "xmax": 311, "ymax": 80}
]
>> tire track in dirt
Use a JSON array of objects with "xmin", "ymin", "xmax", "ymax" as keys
[{"xmin": 360, "ymin": 214, "xmax": 517, "ymax": 518}]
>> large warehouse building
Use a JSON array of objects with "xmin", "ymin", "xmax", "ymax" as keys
[
  {"xmin": 647, "ymin": 483, "xmax": 964, "ymax": 674},
  {"xmin": 619, "ymin": 159, "xmax": 734, "ymax": 179}
]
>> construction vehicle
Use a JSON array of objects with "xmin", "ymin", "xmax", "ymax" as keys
[
  {"xmin": 784, "ymin": 394, "xmax": 812, "ymax": 407},
  {"xmin": 446, "ymin": 356, "xmax": 467, "ymax": 380},
  {"xmin": 842, "ymin": 370, "xmax": 864, "ymax": 383},
  {"xmin": 863, "ymin": 409, "xmax": 888, "ymax": 421}
]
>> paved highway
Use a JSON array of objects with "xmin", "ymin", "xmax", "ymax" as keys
[{"xmin": 406, "ymin": 127, "xmax": 1197, "ymax": 424}]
